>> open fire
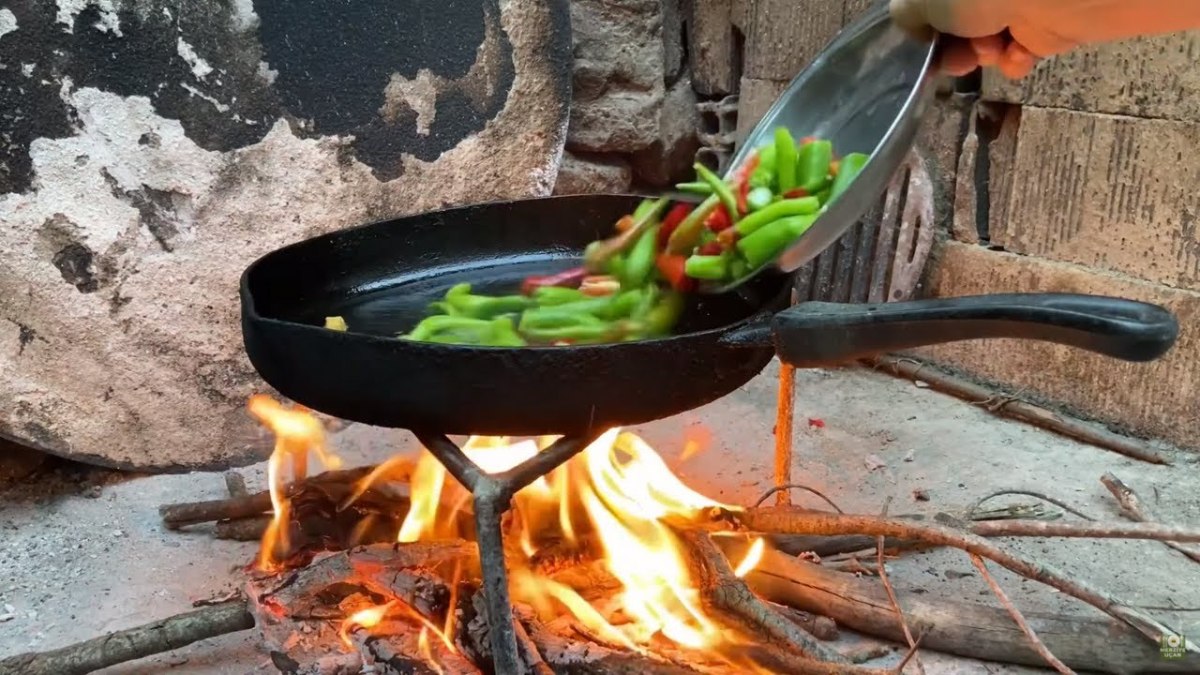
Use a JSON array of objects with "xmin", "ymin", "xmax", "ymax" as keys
[{"xmin": 248, "ymin": 394, "xmax": 773, "ymax": 672}]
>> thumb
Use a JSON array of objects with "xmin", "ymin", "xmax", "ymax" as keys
[{"xmin": 891, "ymin": 0, "xmax": 1013, "ymax": 39}]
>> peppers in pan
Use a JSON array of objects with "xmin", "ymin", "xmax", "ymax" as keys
[
  {"xmin": 797, "ymin": 139, "xmax": 834, "ymax": 194},
  {"xmin": 621, "ymin": 224, "xmax": 661, "ymax": 289},
  {"xmin": 736, "ymin": 214, "xmax": 818, "ymax": 269},
  {"xmin": 444, "ymin": 283, "xmax": 532, "ymax": 319},
  {"xmin": 733, "ymin": 197, "xmax": 820, "ymax": 236},
  {"xmin": 775, "ymin": 127, "xmax": 799, "ymax": 193},
  {"xmin": 386, "ymin": 126, "xmax": 875, "ymax": 348},
  {"xmin": 694, "ymin": 162, "xmax": 740, "ymax": 225},
  {"xmin": 827, "ymin": 152, "xmax": 869, "ymax": 203}
]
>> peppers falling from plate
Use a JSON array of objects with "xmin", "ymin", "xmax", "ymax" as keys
[{"xmin": 332, "ymin": 127, "xmax": 870, "ymax": 347}]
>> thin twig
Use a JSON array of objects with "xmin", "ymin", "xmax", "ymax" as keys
[
  {"xmin": 892, "ymin": 635, "xmax": 924, "ymax": 675},
  {"xmin": 865, "ymin": 355, "xmax": 1173, "ymax": 465},
  {"xmin": 1101, "ymin": 472, "xmax": 1200, "ymax": 565},
  {"xmin": 876, "ymin": 500, "xmax": 924, "ymax": 675},
  {"xmin": 969, "ymin": 554, "xmax": 1074, "ymax": 674},
  {"xmin": 753, "ymin": 484, "xmax": 844, "ymax": 512},
  {"xmin": 969, "ymin": 490, "xmax": 1092, "ymax": 522},
  {"xmin": 723, "ymin": 509, "xmax": 1191, "ymax": 646},
  {"xmin": 963, "ymin": 519, "xmax": 1200, "ymax": 542}
]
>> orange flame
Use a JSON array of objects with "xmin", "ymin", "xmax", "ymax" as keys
[
  {"xmin": 247, "ymin": 395, "xmax": 343, "ymax": 571},
  {"xmin": 339, "ymin": 601, "xmax": 394, "ymax": 649},
  {"xmin": 249, "ymin": 395, "xmax": 771, "ymax": 665}
]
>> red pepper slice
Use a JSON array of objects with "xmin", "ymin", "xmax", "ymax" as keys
[
  {"xmin": 716, "ymin": 228, "xmax": 738, "ymax": 249},
  {"xmin": 736, "ymin": 180, "xmax": 750, "ymax": 215},
  {"xmin": 729, "ymin": 151, "xmax": 761, "ymax": 186},
  {"xmin": 656, "ymin": 253, "xmax": 695, "ymax": 292},
  {"xmin": 783, "ymin": 187, "xmax": 808, "ymax": 199},
  {"xmin": 658, "ymin": 203, "xmax": 694, "ymax": 249},
  {"xmin": 521, "ymin": 267, "xmax": 587, "ymax": 295},
  {"xmin": 706, "ymin": 204, "xmax": 732, "ymax": 232},
  {"xmin": 799, "ymin": 136, "xmax": 817, "ymax": 146},
  {"xmin": 697, "ymin": 241, "xmax": 723, "ymax": 256}
]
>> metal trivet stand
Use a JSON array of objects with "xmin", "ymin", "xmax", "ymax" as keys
[{"xmin": 411, "ymin": 431, "xmax": 602, "ymax": 673}]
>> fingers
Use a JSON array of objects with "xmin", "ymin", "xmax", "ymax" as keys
[
  {"xmin": 998, "ymin": 40, "xmax": 1039, "ymax": 79},
  {"xmin": 937, "ymin": 36, "xmax": 980, "ymax": 76},
  {"xmin": 969, "ymin": 33, "xmax": 1006, "ymax": 68}
]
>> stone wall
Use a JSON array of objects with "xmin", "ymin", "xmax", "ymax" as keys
[
  {"xmin": 726, "ymin": 0, "xmax": 1200, "ymax": 450},
  {"xmin": 0, "ymin": 0, "xmax": 573, "ymax": 470}
]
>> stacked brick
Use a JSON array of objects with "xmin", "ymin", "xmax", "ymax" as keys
[
  {"xmin": 916, "ymin": 32, "xmax": 1200, "ymax": 450},
  {"xmin": 708, "ymin": 1, "xmax": 1200, "ymax": 449}
]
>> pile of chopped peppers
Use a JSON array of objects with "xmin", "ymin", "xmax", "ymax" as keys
[{"xmin": 328, "ymin": 128, "xmax": 869, "ymax": 347}]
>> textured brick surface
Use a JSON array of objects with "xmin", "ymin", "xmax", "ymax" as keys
[
  {"xmin": 989, "ymin": 106, "xmax": 1200, "ymax": 291},
  {"xmin": 913, "ymin": 241, "xmax": 1200, "ymax": 449},
  {"xmin": 735, "ymin": 76, "xmax": 788, "ymax": 145},
  {"xmin": 744, "ymin": 0, "xmax": 844, "ymax": 80},
  {"xmin": 982, "ymin": 33, "xmax": 1200, "ymax": 122}
]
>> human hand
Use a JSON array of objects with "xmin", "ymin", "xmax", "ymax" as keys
[{"xmin": 890, "ymin": 0, "xmax": 1200, "ymax": 79}]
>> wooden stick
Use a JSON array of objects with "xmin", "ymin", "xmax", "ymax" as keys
[
  {"xmin": 774, "ymin": 362, "xmax": 797, "ymax": 506},
  {"xmin": 1101, "ymin": 472, "xmax": 1200, "ymax": 565},
  {"xmin": 762, "ymin": 502, "xmax": 1059, "ymax": 558},
  {"xmin": 723, "ymin": 509, "xmax": 1189, "ymax": 645},
  {"xmin": 876, "ymin": 534, "xmax": 924, "ymax": 675},
  {"xmin": 963, "ymin": 518, "xmax": 1200, "ymax": 542},
  {"xmin": 738, "ymin": 545, "xmax": 1200, "ymax": 673},
  {"xmin": 0, "ymin": 601, "xmax": 254, "ymax": 675},
  {"xmin": 968, "ymin": 554, "xmax": 1074, "ymax": 674},
  {"xmin": 160, "ymin": 464, "xmax": 410, "ymax": 529},
  {"xmin": 866, "ymin": 356, "xmax": 1173, "ymax": 465},
  {"xmin": 681, "ymin": 531, "xmax": 851, "ymax": 665}
]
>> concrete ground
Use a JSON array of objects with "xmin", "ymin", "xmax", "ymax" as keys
[{"xmin": 2, "ymin": 361, "xmax": 1198, "ymax": 674}]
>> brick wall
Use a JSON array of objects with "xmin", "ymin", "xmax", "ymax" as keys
[{"xmin": 729, "ymin": 2, "xmax": 1200, "ymax": 449}]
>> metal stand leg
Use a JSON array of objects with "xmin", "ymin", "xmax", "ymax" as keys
[
  {"xmin": 774, "ymin": 286, "xmax": 799, "ymax": 506},
  {"xmin": 413, "ymin": 431, "xmax": 601, "ymax": 673},
  {"xmin": 474, "ymin": 480, "xmax": 520, "ymax": 674}
]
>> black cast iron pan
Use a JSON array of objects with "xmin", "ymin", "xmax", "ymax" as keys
[{"xmin": 241, "ymin": 194, "xmax": 1179, "ymax": 436}]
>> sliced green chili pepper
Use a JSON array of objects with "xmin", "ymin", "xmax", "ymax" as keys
[
  {"xmin": 684, "ymin": 253, "xmax": 729, "ymax": 281},
  {"xmin": 444, "ymin": 283, "xmax": 531, "ymax": 319},
  {"xmin": 732, "ymin": 197, "xmax": 820, "ymax": 236},
  {"xmin": 605, "ymin": 251, "xmax": 626, "ymax": 278},
  {"xmin": 519, "ymin": 307, "xmax": 606, "ymax": 332},
  {"xmin": 757, "ymin": 140, "xmax": 778, "ymax": 174},
  {"xmin": 797, "ymin": 139, "xmax": 833, "ymax": 194},
  {"xmin": 621, "ymin": 224, "xmax": 660, "ymax": 289},
  {"xmin": 485, "ymin": 317, "xmax": 526, "ymax": 346},
  {"xmin": 427, "ymin": 301, "xmax": 460, "ymax": 316},
  {"xmin": 632, "ymin": 198, "xmax": 661, "ymax": 221},
  {"xmin": 694, "ymin": 163, "xmax": 740, "ymax": 225},
  {"xmin": 813, "ymin": 186, "xmax": 832, "ymax": 207},
  {"xmin": 775, "ymin": 127, "xmax": 799, "ymax": 192},
  {"xmin": 639, "ymin": 291, "xmax": 685, "ymax": 336},
  {"xmin": 729, "ymin": 258, "xmax": 749, "ymax": 280},
  {"xmin": 584, "ymin": 197, "xmax": 669, "ymax": 272},
  {"xmin": 746, "ymin": 186, "xmax": 774, "ymax": 212},
  {"xmin": 828, "ymin": 152, "xmax": 870, "ymax": 203},
  {"xmin": 665, "ymin": 193, "xmax": 720, "ymax": 254},
  {"xmin": 675, "ymin": 181, "xmax": 714, "ymax": 195},
  {"xmin": 736, "ymin": 214, "xmax": 818, "ymax": 269},
  {"xmin": 521, "ymin": 321, "xmax": 630, "ymax": 345},
  {"xmin": 404, "ymin": 315, "xmax": 523, "ymax": 346},
  {"xmin": 532, "ymin": 286, "xmax": 587, "ymax": 306}
]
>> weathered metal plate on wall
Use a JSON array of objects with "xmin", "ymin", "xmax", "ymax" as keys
[
  {"xmin": 0, "ymin": 0, "xmax": 571, "ymax": 470},
  {"xmin": 792, "ymin": 149, "xmax": 936, "ymax": 304}
]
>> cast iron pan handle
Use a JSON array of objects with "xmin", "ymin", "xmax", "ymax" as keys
[{"xmin": 769, "ymin": 293, "xmax": 1179, "ymax": 368}]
